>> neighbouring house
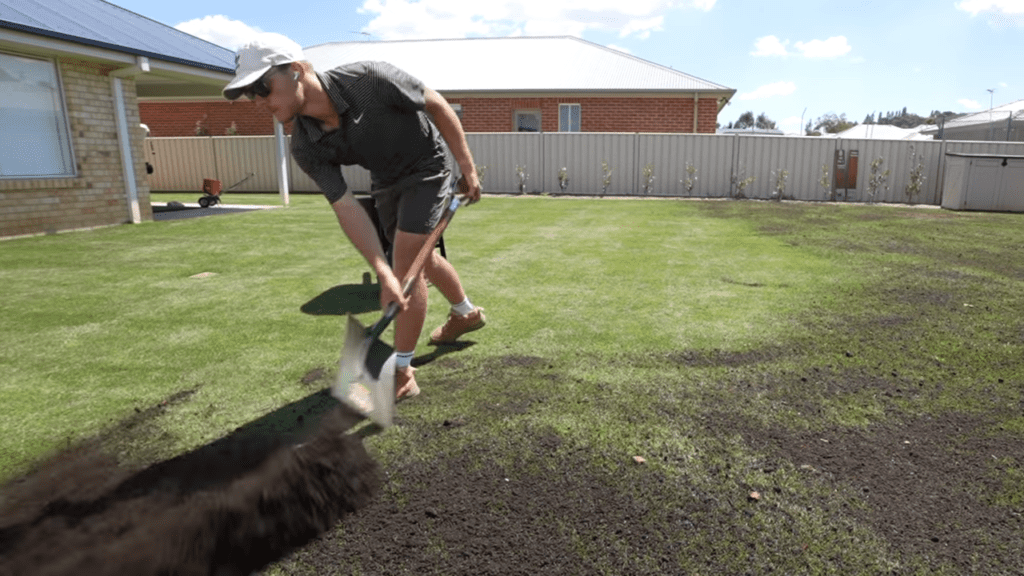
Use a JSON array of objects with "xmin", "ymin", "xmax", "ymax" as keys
[
  {"xmin": 834, "ymin": 123, "xmax": 932, "ymax": 140},
  {"xmin": 0, "ymin": 0, "xmax": 234, "ymax": 238},
  {"xmin": 919, "ymin": 100, "xmax": 1024, "ymax": 142},
  {"xmin": 717, "ymin": 128, "xmax": 785, "ymax": 136},
  {"xmin": 140, "ymin": 36, "xmax": 736, "ymax": 137}
]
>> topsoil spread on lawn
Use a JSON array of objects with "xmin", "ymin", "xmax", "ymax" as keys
[
  {"xmin": 3, "ymin": 205, "xmax": 1023, "ymax": 575},
  {"xmin": 0, "ymin": 404, "xmax": 380, "ymax": 576},
  {"xmin": 4, "ymin": 357, "xmax": 1020, "ymax": 576}
]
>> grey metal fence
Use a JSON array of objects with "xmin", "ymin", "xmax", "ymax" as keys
[{"xmin": 144, "ymin": 133, "xmax": 1024, "ymax": 206}]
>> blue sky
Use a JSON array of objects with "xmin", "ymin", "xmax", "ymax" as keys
[{"xmin": 115, "ymin": 0, "xmax": 1024, "ymax": 134}]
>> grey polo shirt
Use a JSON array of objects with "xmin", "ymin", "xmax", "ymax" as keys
[{"xmin": 290, "ymin": 61, "xmax": 450, "ymax": 204}]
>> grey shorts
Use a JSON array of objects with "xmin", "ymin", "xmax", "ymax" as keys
[{"xmin": 370, "ymin": 168, "xmax": 453, "ymax": 243}]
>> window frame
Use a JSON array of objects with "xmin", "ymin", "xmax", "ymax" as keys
[
  {"xmin": 449, "ymin": 103, "xmax": 464, "ymax": 122},
  {"xmin": 0, "ymin": 50, "xmax": 77, "ymax": 180},
  {"xmin": 514, "ymin": 109, "xmax": 542, "ymax": 133},
  {"xmin": 558, "ymin": 103, "xmax": 581, "ymax": 132}
]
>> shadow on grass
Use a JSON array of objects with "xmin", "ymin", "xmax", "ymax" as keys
[{"xmin": 301, "ymin": 279, "xmax": 381, "ymax": 316}]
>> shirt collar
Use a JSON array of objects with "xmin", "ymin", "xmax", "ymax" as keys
[{"xmin": 296, "ymin": 70, "xmax": 351, "ymax": 141}]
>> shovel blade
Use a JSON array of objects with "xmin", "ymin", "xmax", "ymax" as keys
[{"xmin": 333, "ymin": 314, "xmax": 396, "ymax": 428}]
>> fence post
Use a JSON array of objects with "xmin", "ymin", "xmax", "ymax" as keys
[
  {"xmin": 633, "ymin": 133, "xmax": 640, "ymax": 196},
  {"xmin": 729, "ymin": 134, "xmax": 738, "ymax": 198},
  {"xmin": 934, "ymin": 140, "xmax": 948, "ymax": 206}
]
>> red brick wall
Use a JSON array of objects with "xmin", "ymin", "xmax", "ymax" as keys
[
  {"xmin": 448, "ymin": 96, "xmax": 719, "ymax": 133},
  {"xmin": 139, "ymin": 95, "xmax": 721, "ymax": 136},
  {"xmin": 139, "ymin": 100, "xmax": 275, "ymax": 137}
]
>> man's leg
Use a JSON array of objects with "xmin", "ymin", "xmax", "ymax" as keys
[
  {"xmin": 425, "ymin": 249, "xmax": 485, "ymax": 345},
  {"xmin": 424, "ymin": 250, "xmax": 466, "ymax": 305},
  {"xmin": 391, "ymin": 230, "xmax": 431, "ymax": 354}
]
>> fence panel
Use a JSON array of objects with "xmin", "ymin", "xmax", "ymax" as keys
[
  {"xmin": 543, "ymin": 133, "xmax": 637, "ymax": 195},
  {"xmin": 211, "ymin": 136, "xmax": 279, "ymax": 192},
  {"xmin": 632, "ymin": 134, "xmax": 735, "ymax": 198},
  {"xmin": 839, "ymin": 139, "xmax": 945, "ymax": 204},
  {"xmin": 466, "ymin": 133, "xmax": 544, "ymax": 194},
  {"xmin": 736, "ymin": 136, "xmax": 836, "ymax": 201},
  {"xmin": 944, "ymin": 140, "xmax": 1024, "ymax": 156},
  {"xmin": 146, "ymin": 137, "xmax": 217, "ymax": 191}
]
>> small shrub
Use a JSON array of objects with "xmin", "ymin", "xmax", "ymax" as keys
[
  {"xmin": 866, "ymin": 157, "xmax": 891, "ymax": 204},
  {"xmin": 194, "ymin": 115, "xmax": 210, "ymax": 137},
  {"xmin": 731, "ymin": 167, "xmax": 755, "ymax": 199},
  {"xmin": 682, "ymin": 162, "xmax": 698, "ymax": 195},
  {"xmin": 771, "ymin": 168, "xmax": 789, "ymax": 201},
  {"xmin": 904, "ymin": 145, "xmax": 926, "ymax": 204},
  {"xmin": 819, "ymin": 164, "xmax": 833, "ymax": 201},
  {"xmin": 601, "ymin": 161, "xmax": 613, "ymax": 195},
  {"xmin": 515, "ymin": 165, "xmax": 528, "ymax": 194},
  {"xmin": 642, "ymin": 162, "xmax": 656, "ymax": 195},
  {"xmin": 557, "ymin": 167, "xmax": 569, "ymax": 192}
]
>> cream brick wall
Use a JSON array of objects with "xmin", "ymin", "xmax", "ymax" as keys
[{"xmin": 0, "ymin": 57, "xmax": 153, "ymax": 238}]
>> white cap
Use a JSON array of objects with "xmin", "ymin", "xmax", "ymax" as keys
[{"xmin": 223, "ymin": 36, "xmax": 305, "ymax": 100}]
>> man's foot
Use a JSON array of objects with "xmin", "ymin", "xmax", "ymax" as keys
[
  {"xmin": 395, "ymin": 366, "xmax": 420, "ymax": 401},
  {"xmin": 429, "ymin": 307, "xmax": 486, "ymax": 345}
]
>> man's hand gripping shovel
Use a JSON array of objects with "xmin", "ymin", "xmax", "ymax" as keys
[{"xmin": 332, "ymin": 185, "xmax": 469, "ymax": 428}]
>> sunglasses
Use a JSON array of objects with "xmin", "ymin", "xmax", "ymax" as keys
[{"xmin": 241, "ymin": 69, "xmax": 277, "ymax": 100}]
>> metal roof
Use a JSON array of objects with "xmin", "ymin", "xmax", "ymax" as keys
[
  {"xmin": 836, "ymin": 123, "xmax": 932, "ymax": 141},
  {"xmin": 304, "ymin": 36, "xmax": 734, "ymax": 95},
  {"xmin": 920, "ymin": 100, "xmax": 1024, "ymax": 134},
  {"xmin": 0, "ymin": 0, "xmax": 234, "ymax": 72}
]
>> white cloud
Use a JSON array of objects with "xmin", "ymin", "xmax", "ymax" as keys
[
  {"xmin": 751, "ymin": 35, "xmax": 788, "ymax": 56},
  {"xmin": 620, "ymin": 16, "xmax": 664, "ymax": 39},
  {"xmin": 779, "ymin": 115, "xmax": 804, "ymax": 130},
  {"xmin": 794, "ymin": 36, "xmax": 852, "ymax": 58},
  {"xmin": 751, "ymin": 35, "xmax": 852, "ymax": 59},
  {"xmin": 959, "ymin": 99, "xmax": 983, "ymax": 110},
  {"xmin": 359, "ymin": 0, "xmax": 711, "ymax": 40},
  {"xmin": 956, "ymin": 0, "xmax": 1024, "ymax": 15},
  {"xmin": 174, "ymin": 15, "xmax": 294, "ymax": 50},
  {"xmin": 737, "ymin": 81, "xmax": 797, "ymax": 101}
]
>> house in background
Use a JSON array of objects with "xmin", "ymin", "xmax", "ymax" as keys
[
  {"xmin": 0, "ymin": 0, "xmax": 233, "ymax": 238},
  {"xmin": 919, "ymin": 100, "xmax": 1024, "ymax": 142},
  {"xmin": 834, "ymin": 123, "xmax": 932, "ymax": 140},
  {"xmin": 140, "ymin": 36, "xmax": 735, "ymax": 137}
]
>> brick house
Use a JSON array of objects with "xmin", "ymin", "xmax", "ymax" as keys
[
  {"xmin": 139, "ymin": 36, "xmax": 735, "ymax": 137},
  {"xmin": 0, "ymin": 0, "xmax": 233, "ymax": 238}
]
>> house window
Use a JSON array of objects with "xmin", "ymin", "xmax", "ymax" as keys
[
  {"xmin": 450, "ymin": 103, "xmax": 464, "ymax": 121},
  {"xmin": 515, "ymin": 110, "xmax": 541, "ymax": 132},
  {"xmin": 559, "ymin": 104, "xmax": 581, "ymax": 132},
  {"xmin": 0, "ymin": 52, "xmax": 75, "ymax": 178}
]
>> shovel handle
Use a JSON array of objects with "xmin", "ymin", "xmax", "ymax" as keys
[{"xmin": 367, "ymin": 192, "xmax": 465, "ymax": 339}]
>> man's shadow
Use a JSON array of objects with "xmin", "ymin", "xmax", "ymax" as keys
[{"xmin": 300, "ymin": 275, "xmax": 475, "ymax": 368}]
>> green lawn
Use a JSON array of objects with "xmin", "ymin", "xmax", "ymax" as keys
[{"xmin": 2, "ymin": 194, "xmax": 1022, "ymax": 574}]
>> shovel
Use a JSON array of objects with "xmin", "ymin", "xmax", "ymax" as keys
[{"xmin": 333, "ymin": 190, "xmax": 467, "ymax": 428}]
